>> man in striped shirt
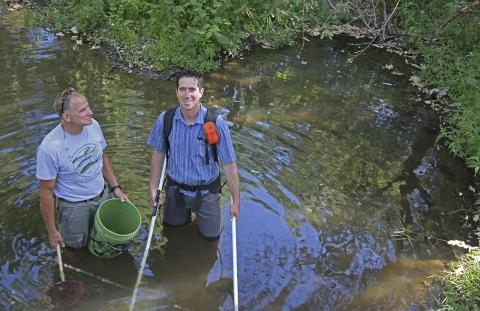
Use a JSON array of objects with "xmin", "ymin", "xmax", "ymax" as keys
[{"xmin": 147, "ymin": 69, "xmax": 240, "ymax": 242}]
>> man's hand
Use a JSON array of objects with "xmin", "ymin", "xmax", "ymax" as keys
[
  {"xmin": 112, "ymin": 188, "xmax": 130, "ymax": 202},
  {"xmin": 48, "ymin": 230, "xmax": 64, "ymax": 249},
  {"xmin": 230, "ymin": 200, "xmax": 240, "ymax": 221},
  {"xmin": 150, "ymin": 190, "xmax": 164, "ymax": 208}
]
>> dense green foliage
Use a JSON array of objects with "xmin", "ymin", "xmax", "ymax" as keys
[
  {"xmin": 395, "ymin": 1, "xmax": 480, "ymax": 308},
  {"xmin": 397, "ymin": 0, "xmax": 480, "ymax": 177},
  {"xmin": 34, "ymin": 0, "xmax": 337, "ymax": 72}
]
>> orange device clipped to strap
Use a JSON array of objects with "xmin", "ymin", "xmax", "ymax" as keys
[{"xmin": 204, "ymin": 122, "xmax": 219, "ymax": 144}]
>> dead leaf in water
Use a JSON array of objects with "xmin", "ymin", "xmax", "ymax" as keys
[
  {"xmin": 392, "ymin": 71, "xmax": 404, "ymax": 75},
  {"xmin": 473, "ymin": 214, "xmax": 480, "ymax": 222},
  {"xmin": 409, "ymin": 76, "xmax": 424, "ymax": 87},
  {"xmin": 422, "ymin": 280, "xmax": 432, "ymax": 287},
  {"xmin": 385, "ymin": 64, "xmax": 394, "ymax": 69}
]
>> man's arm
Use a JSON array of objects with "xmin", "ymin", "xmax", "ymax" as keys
[
  {"xmin": 102, "ymin": 152, "xmax": 129, "ymax": 202},
  {"xmin": 39, "ymin": 179, "xmax": 64, "ymax": 249},
  {"xmin": 223, "ymin": 161, "xmax": 240, "ymax": 220},
  {"xmin": 150, "ymin": 149, "xmax": 166, "ymax": 206}
]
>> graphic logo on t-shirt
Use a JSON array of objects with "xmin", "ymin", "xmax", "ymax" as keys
[{"xmin": 71, "ymin": 143, "xmax": 101, "ymax": 177}]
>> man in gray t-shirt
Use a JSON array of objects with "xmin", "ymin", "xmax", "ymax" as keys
[{"xmin": 36, "ymin": 88, "xmax": 129, "ymax": 251}]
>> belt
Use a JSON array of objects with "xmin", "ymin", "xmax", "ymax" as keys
[
  {"xmin": 167, "ymin": 175, "xmax": 222, "ymax": 211},
  {"xmin": 58, "ymin": 184, "xmax": 106, "ymax": 203}
]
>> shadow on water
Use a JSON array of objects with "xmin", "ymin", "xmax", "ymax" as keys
[{"xmin": 0, "ymin": 4, "xmax": 476, "ymax": 311}]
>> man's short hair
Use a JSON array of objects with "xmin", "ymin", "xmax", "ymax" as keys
[{"xmin": 175, "ymin": 69, "xmax": 203, "ymax": 89}]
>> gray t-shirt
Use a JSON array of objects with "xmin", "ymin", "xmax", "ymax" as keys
[{"xmin": 36, "ymin": 119, "xmax": 107, "ymax": 201}]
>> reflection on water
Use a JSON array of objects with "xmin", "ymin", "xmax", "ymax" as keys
[{"xmin": 0, "ymin": 6, "xmax": 476, "ymax": 311}]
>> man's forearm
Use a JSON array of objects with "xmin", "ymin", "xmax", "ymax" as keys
[
  {"xmin": 224, "ymin": 161, "xmax": 240, "ymax": 202},
  {"xmin": 40, "ymin": 189, "xmax": 57, "ymax": 234},
  {"xmin": 102, "ymin": 152, "xmax": 120, "ymax": 187}
]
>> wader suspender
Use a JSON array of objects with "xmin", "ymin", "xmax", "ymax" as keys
[{"xmin": 163, "ymin": 105, "xmax": 223, "ymax": 210}]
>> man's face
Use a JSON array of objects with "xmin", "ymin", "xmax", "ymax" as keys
[
  {"xmin": 64, "ymin": 93, "xmax": 93, "ymax": 126},
  {"xmin": 176, "ymin": 77, "xmax": 204, "ymax": 113}
]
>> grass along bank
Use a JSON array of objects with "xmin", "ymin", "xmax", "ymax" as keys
[{"xmin": 403, "ymin": 6, "xmax": 480, "ymax": 307}]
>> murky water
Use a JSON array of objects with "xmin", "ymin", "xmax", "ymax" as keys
[{"xmin": 0, "ymin": 5, "xmax": 476, "ymax": 311}]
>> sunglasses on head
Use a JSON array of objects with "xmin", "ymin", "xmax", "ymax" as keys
[{"xmin": 61, "ymin": 87, "xmax": 75, "ymax": 115}]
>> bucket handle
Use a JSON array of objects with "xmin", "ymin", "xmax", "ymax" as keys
[{"xmin": 96, "ymin": 230, "xmax": 132, "ymax": 251}]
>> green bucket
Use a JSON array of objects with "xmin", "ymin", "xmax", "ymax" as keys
[{"xmin": 88, "ymin": 198, "xmax": 141, "ymax": 258}]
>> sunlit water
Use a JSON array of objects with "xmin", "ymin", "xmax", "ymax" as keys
[{"xmin": 0, "ymin": 5, "xmax": 476, "ymax": 311}]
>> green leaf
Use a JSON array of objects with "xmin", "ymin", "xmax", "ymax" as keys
[
  {"xmin": 205, "ymin": 47, "xmax": 215, "ymax": 59},
  {"xmin": 214, "ymin": 33, "xmax": 230, "ymax": 45},
  {"xmin": 172, "ymin": 6, "xmax": 184, "ymax": 13},
  {"xmin": 320, "ymin": 29, "xmax": 334, "ymax": 40},
  {"xmin": 185, "ymin": 34, "xmax": 196, "ymax": 46},
  {"xmin": 451, "ymin": 26, "xmax": 462, "ymax": 35},
  {"xmin": 197, "ymin": 53, "xmax": 206, "ymax": 62},
  {"xmin": 467, "ymin": 77, "xmax": 479, "ymax": 89},
  {"xmin": 185, "ymin": 47, "xmax": 196, "ymax": 59}
]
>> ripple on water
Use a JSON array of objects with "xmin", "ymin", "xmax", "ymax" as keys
[{"xmin": 214, "ymin": 199, "xmax": 396, "ymax": 311}]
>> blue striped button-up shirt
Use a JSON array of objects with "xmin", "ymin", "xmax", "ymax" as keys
[{"xmin": 147, "ymin": 104, "xmax": 236, "ymax": 196}]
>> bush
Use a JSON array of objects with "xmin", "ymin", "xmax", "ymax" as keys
[{"xmin": 34, "ymin": 0, "xmax": 341, "ymax": 72}]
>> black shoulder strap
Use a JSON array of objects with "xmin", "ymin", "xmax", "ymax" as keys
[
  {"xmin": 205, "ymin": 107, "xmax": 218, "ymax": 124},
  {"xmin": 205, "ymin": 108, "xmax": 219, "ymax": 164},
  {"xmin": 163, "ymin": 105, "xmax": 178, "ymax": 161}
]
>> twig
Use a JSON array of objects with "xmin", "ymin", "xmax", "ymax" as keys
[
  {"xmin": 429, "ymin": 1, "xmax": 479, "ymax": 41},
  {"xmin": 380, "ymin": 0, "xmax": 401, "ymax": 34},
  {"xmin": 347, "ymin": 42, "xmax": 371, "ymax": 46},
  {"xmin": 325, "ymin": 0, "xmax": 335, "ymax": 10},
  {"xmin": 347, "ymin": 34, "xmax": 377, "ymax": 63},
  {"xmin": 348, "ymin": 0, "xmax": 373, "ymax": 24},
  {"xmin": 105, "ymin": 41, "xmax": 123, "ymax": 78},
  {"xmin": 347, "ymin": 0, "xmax": 401, "ymax": 63},
  {"xmin": 382, "ymin": 0, "xmax": 388, "ymax": 41},
  {"xmin": 301, "ymin": 0, "xmax": 306, "ymax": 50}
]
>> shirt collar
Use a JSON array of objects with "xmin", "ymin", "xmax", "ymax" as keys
[{"xmin": 174, "ymin": 103, "xmax": 206, "ymax": 125}]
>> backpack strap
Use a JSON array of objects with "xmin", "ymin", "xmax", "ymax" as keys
[
  {"xmin": 163, "ymin": 105, "xmax": 178, "ymax": 162},
  {"xmin": 205, "ymin": 108, "xmax": 219, "ymax": 164}
]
